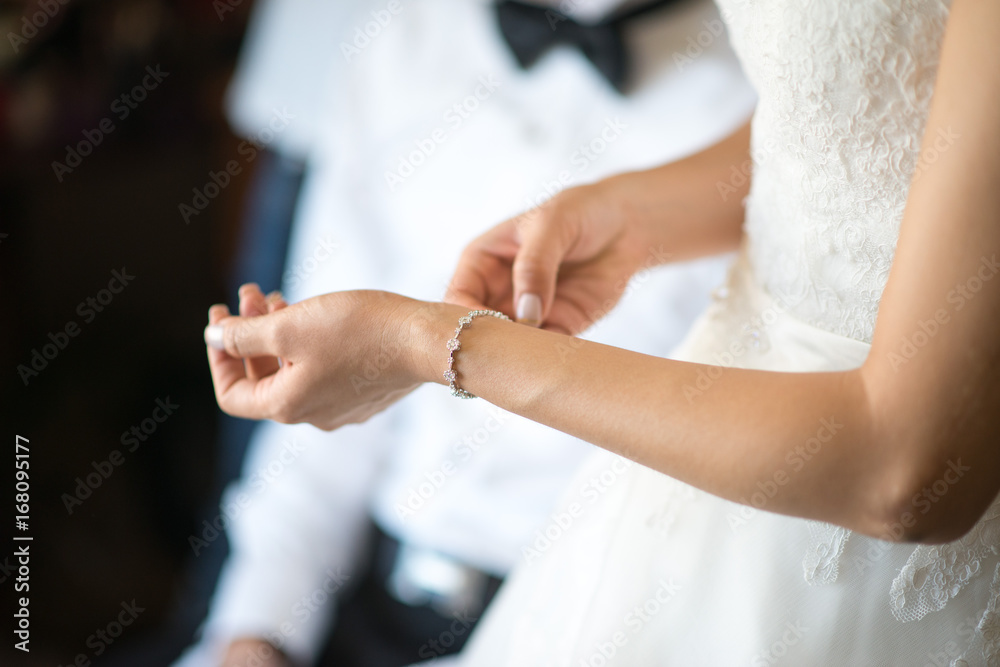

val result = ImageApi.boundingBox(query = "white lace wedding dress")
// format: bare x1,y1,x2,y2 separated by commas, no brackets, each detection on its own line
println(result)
449,0,1000,664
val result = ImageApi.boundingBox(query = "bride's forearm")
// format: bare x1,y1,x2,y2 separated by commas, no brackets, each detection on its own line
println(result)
407,301,902,542
613,118,752,262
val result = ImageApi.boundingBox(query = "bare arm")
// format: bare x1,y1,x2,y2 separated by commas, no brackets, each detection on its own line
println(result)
206,0,1000,545
603,117,753,263
413,0,1000,543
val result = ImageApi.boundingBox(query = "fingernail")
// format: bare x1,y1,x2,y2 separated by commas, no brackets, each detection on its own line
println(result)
516,293,542,327
204,324,225,350
266,290,282,302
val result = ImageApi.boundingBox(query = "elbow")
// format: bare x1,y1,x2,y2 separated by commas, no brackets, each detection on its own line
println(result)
864,455,980,545
851,359,1000,544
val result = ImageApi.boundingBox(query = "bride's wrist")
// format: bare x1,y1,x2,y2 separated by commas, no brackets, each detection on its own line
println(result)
403,299,470,387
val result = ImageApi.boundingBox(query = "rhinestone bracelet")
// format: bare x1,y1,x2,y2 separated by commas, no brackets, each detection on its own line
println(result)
444,309,511,399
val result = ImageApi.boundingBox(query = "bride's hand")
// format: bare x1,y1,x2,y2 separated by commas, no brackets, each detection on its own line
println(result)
204,287,426,430
233,283,290,380
447,178,653,335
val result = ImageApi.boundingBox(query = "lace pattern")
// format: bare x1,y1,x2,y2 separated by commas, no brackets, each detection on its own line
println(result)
891,499,1000,624
953,563,1000,667
717,0,951,343
802,522,851,586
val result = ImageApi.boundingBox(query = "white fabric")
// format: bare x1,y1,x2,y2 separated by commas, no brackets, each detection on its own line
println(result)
451,1,1000,665
733,0,951,344
528,0,651,24
177,0,756,664
224,0,354,159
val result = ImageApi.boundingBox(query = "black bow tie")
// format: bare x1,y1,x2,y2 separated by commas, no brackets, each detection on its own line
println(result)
495,0,681,93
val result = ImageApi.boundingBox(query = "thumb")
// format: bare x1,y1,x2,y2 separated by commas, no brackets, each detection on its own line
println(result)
205,312,282,359
511,211,572,327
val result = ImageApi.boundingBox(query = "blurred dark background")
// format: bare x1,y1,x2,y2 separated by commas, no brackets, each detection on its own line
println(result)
2,0,257,664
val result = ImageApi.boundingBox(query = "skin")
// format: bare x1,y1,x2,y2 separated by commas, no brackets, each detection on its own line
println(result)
205,0,1000,547
220,638,293,667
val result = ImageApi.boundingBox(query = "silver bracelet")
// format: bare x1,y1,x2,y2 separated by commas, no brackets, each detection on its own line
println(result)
443,309,511,399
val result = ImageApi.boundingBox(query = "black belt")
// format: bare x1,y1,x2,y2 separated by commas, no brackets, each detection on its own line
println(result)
371,523,504,619
316,524,504,666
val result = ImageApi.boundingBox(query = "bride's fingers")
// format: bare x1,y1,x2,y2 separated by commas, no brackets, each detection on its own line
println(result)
205,306,289,421
512,213,570,327
204,303,288,360
206,304,250,406
543,299,594,336
239,285,280,379
212,360,284,421
265,291,288,368
447,249,493,309
266,291,288,312
447,250,516,313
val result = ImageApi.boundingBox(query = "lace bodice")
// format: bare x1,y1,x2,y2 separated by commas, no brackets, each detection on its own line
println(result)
718,0,950,342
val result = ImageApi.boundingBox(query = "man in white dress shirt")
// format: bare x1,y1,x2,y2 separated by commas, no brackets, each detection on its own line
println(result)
176,0,755,665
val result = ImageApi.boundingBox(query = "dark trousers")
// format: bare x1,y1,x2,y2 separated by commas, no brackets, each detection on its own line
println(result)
317,525,503,667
